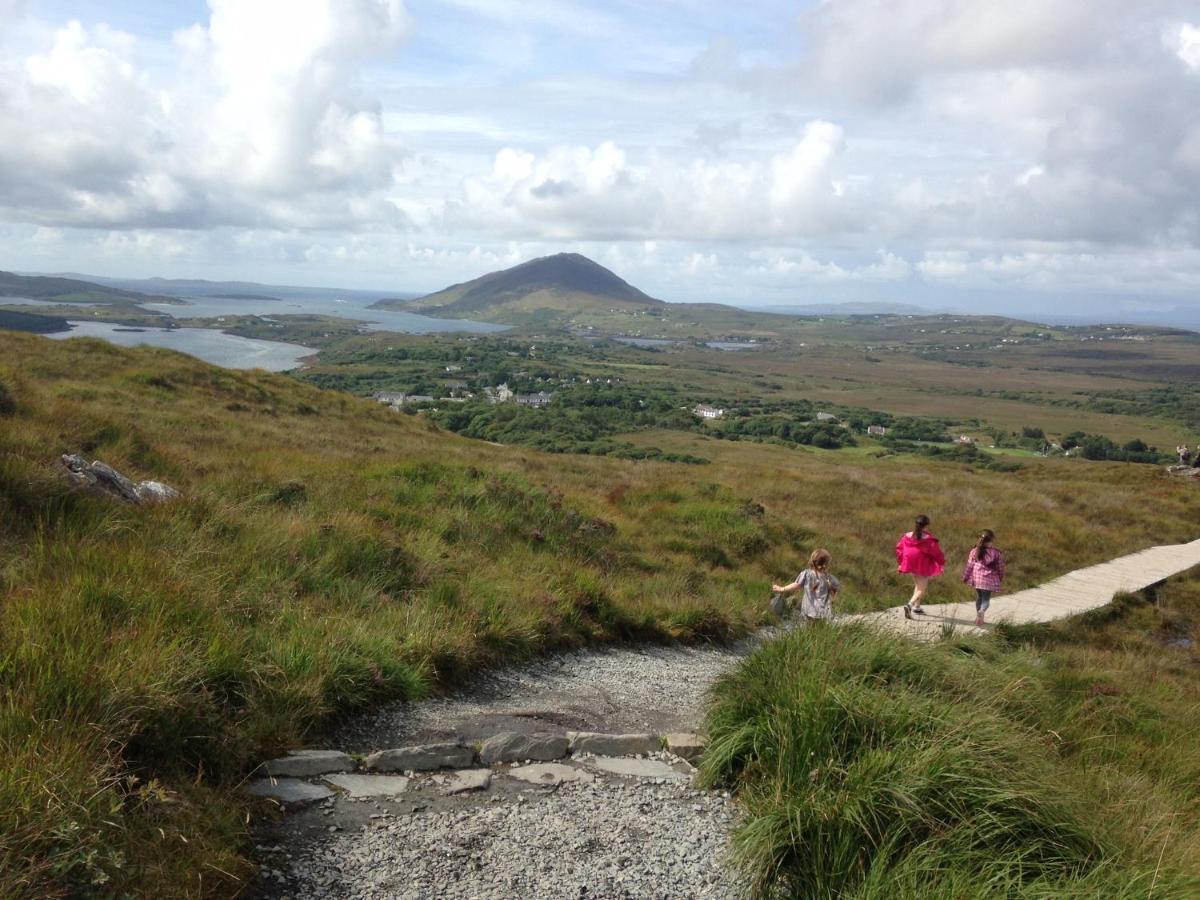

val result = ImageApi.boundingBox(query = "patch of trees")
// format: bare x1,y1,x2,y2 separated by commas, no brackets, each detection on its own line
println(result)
883,440,1023,472
1061,432,1170,464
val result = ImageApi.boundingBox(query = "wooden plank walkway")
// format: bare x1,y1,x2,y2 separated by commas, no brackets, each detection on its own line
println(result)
856,537,1200,641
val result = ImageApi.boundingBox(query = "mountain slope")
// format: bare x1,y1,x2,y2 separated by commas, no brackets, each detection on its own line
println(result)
372,253,661,323
0,270,178,305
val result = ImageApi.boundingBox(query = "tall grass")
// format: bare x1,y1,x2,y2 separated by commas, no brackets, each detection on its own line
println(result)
1,331,1198,896
701,585,1200,898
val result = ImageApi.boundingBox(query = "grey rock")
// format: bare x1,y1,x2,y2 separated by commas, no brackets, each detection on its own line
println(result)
60,453,180,504
479,731,569,765
568,731,659,757
363,743,474,772
586,756,689,780
244,778,334,804
444,769,492,795
264,749,355,778
664,732,708,763
137,480,180,502
324,774,410,797
506,763,595,786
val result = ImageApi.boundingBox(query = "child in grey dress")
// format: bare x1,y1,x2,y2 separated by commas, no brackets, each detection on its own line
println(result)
772,548,841,622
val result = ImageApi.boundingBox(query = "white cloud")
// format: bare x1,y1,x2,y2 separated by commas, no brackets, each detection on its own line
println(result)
0,1,410,229
1174,22,1200,70
453,121,859,241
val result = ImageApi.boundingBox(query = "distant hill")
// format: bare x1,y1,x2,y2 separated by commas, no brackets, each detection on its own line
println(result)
47,273,418,304
0,270,176,305
372,253,661,324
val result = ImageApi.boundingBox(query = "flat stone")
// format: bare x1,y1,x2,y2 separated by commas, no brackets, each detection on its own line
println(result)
363,743,474,772
323,774,410,797
585,756,689,780
507,763,595,786
567,732,659,757
478,732,569,765
244,778,334,804
263,749,356,778
663,733,708,763
444,769,492,795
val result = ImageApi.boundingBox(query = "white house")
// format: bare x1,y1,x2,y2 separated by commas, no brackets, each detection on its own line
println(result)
867,424,888,436
486,383,515,404
515,392,554,408
693,404,725,419
816,412,838,422
955,434,976,444
372,391,407,407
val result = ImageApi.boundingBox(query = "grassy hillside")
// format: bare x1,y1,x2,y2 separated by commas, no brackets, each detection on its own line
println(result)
1,329,1197,896
0,270,179,305
702,576,1200,897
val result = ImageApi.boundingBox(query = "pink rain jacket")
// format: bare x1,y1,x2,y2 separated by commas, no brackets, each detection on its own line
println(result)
896,532,945,577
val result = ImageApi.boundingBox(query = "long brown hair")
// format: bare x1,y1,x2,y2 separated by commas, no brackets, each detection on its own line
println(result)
974,529,995,562
913,514,930,540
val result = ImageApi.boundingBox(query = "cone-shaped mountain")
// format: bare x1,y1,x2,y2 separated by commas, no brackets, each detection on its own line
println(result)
371,253,660,323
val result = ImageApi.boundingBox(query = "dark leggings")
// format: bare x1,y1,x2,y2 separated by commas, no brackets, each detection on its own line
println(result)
975,589,992,612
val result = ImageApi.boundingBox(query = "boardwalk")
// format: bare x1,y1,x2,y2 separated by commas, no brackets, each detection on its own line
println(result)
859,537,1200,641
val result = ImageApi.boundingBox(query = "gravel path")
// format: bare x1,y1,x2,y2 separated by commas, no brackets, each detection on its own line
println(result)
259,635,779,899
271,777,738,899
336,639,762,751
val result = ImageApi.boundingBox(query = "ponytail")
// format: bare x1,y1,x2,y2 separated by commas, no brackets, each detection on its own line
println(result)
974,529,995,563
913,514,930,541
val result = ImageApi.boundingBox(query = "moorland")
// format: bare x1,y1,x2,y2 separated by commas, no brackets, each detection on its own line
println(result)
2,254,1200,896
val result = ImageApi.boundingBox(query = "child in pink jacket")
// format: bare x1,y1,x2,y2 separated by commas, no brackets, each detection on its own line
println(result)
896,514,945,619
962,529,1004,626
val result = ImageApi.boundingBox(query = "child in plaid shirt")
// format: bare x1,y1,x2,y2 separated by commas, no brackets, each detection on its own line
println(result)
962,529,1004,626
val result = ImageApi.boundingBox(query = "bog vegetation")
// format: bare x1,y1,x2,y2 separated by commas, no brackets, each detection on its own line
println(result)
0,330,1198,896
702,578,1200,898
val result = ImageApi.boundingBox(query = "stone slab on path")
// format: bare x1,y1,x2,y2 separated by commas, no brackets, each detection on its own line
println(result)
444,769,493,795
479,731,569,765
323,774,410,797
364,743,474,772
264,749,355,778
567,731,659,756
507,763,595,786
245,778,335,804
586,756,690,781
664,733,708,763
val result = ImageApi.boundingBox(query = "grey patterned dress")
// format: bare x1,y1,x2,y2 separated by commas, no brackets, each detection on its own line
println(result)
796,569,840,619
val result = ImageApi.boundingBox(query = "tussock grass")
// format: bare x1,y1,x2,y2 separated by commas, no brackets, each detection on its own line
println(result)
702,578,1200,898
1,331,1197,896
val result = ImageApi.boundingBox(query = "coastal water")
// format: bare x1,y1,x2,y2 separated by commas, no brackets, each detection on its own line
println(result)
143,294,505,335
46,321,313,371
5,293,505,371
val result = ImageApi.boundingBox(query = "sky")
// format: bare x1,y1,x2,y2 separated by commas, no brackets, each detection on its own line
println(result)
1,0,1200,320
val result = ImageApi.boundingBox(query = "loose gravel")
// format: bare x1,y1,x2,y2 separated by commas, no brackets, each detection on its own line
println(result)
273,777,738,899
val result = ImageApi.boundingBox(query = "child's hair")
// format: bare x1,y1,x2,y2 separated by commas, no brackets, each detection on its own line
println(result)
913,514,930,540
974,529,995,561
808,548,832,572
